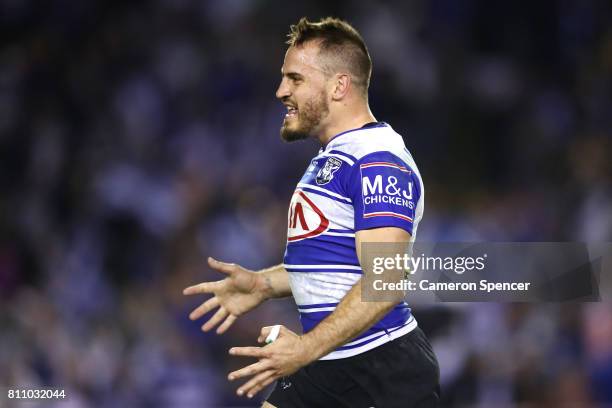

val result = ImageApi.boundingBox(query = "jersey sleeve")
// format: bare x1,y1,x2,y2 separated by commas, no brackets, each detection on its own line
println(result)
346,151,422,235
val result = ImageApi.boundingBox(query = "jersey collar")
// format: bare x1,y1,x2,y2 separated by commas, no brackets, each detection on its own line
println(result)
324,122,388,151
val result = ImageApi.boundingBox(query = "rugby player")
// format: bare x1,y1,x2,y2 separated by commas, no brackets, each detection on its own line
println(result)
184,17,440,407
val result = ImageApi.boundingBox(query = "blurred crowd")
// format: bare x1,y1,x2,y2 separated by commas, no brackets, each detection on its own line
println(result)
0,0,611,406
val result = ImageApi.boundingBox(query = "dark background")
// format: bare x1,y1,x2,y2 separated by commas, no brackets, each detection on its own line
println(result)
1,0,611,406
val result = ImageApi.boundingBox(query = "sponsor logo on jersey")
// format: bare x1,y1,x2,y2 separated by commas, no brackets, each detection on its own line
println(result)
287,190,329,241
315,157,342,185
360,162,416,222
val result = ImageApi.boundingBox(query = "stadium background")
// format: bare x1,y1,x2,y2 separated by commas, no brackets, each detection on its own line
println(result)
1,0,611,406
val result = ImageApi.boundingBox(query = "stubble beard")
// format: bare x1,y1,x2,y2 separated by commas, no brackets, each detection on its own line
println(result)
280,92,329,142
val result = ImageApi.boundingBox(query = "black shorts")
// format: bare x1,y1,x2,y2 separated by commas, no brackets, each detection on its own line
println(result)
266,327,440,408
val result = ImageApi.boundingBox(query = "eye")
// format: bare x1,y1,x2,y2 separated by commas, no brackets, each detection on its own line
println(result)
286,73,303,84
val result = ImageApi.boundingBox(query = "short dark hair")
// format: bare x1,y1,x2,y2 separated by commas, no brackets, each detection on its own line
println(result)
286,17,372,96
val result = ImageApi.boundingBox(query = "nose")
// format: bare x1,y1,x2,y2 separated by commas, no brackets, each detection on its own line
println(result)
276,77,290,100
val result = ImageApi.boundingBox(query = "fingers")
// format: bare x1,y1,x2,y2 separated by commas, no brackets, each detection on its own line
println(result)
183,281,221,296
228,360,271,381
258,325,286,343
202,306,228,332
235,369,277,398
216,314,237,334
189,297,220,320
190,299,237,334
208,257,241,276
182,257,240,295
243,374,277,399
257,326,273,343
229,346,265,358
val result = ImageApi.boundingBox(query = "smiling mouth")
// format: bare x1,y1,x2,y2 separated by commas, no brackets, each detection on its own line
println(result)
285,106,298,119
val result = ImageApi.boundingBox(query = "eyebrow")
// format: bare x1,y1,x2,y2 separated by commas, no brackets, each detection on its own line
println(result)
282,71,304,81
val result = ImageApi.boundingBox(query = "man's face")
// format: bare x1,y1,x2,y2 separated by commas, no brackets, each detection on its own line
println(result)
276,42,330,142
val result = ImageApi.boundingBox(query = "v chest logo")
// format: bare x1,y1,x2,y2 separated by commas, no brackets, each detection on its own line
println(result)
287,190,329,242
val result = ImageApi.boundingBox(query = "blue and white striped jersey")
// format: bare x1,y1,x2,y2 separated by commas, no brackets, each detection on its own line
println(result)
283,122,425,359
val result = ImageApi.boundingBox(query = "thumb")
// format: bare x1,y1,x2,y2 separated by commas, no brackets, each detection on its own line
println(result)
208,257,239,276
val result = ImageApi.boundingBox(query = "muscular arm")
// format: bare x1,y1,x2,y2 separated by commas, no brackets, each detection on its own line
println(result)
301,227,409,359
256,264,292,300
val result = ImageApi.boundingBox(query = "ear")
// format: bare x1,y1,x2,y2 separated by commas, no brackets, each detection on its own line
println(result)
330,73,351,101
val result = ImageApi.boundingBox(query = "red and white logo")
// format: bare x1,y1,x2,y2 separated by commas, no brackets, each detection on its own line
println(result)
287,190,329,242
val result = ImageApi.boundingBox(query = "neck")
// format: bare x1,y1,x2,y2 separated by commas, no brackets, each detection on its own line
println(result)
317,104,376,146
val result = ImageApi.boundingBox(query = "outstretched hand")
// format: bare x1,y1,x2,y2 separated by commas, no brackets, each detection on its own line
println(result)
227,325,316,399
183,257,267,334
